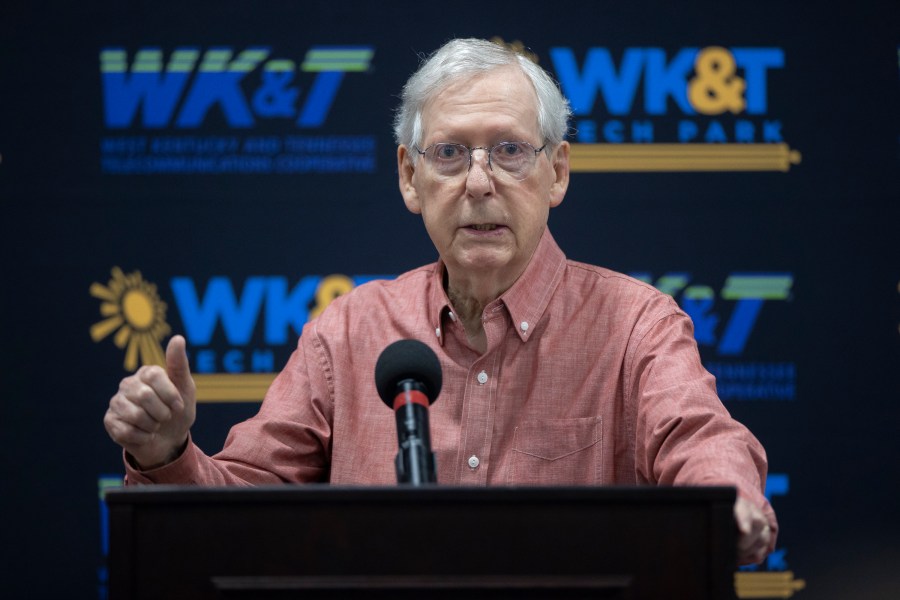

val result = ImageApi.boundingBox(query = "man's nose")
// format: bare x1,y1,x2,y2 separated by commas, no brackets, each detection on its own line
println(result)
470,147,490,171
466,148,494,196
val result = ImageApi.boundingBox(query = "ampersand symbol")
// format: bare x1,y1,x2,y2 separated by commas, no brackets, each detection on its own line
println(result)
252,69,299,117
309,275,355,319
688,47,746,115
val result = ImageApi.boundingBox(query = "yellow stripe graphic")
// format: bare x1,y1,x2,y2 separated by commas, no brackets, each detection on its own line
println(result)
194,373,276,403
735,571,807,598
570,143,802,172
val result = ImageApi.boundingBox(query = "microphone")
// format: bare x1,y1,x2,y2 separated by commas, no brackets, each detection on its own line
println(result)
374,339,443,485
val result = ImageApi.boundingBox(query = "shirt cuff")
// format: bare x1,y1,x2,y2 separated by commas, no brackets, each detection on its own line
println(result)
123,434,199,485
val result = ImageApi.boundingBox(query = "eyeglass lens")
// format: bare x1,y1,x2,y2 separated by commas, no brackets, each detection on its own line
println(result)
421,142,541,180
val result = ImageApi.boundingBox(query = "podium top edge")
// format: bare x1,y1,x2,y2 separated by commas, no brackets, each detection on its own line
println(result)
105,484,736,506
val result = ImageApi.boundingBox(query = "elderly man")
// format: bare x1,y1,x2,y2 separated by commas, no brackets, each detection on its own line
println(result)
104,38,776,565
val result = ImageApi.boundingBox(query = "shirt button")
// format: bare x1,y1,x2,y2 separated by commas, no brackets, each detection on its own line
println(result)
468,455,480,469
476,370,488,385
520,321,529,332
448,311,457,322
435,327,441,337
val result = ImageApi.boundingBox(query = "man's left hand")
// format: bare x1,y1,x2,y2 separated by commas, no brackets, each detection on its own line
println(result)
734,496,774,565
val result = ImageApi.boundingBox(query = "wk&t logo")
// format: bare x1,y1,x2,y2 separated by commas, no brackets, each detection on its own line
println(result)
548,45,801,172
99,46,377,174
101,46,373,129
91,268,796,403
635,272,797,401
90,269,378,402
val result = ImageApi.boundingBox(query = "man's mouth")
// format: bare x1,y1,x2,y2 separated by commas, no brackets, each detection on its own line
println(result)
469,224,499,231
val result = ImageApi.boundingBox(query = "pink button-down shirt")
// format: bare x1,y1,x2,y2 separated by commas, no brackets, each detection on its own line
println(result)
128,229,776,535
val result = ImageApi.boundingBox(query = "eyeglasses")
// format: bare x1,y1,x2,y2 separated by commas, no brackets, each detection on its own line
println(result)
414,141,547,181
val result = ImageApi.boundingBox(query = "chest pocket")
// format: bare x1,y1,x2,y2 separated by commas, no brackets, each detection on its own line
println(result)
509,416,602,485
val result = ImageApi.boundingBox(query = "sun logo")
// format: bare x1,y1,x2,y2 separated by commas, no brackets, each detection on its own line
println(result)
90,267,171,371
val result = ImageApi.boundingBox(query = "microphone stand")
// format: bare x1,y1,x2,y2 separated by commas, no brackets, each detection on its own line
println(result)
393,379,437,485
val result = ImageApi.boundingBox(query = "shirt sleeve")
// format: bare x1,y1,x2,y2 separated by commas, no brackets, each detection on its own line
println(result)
627,303,779,550
124,322,334,486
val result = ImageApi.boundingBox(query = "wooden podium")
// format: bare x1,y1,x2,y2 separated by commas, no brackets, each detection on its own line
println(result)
106,485,736,599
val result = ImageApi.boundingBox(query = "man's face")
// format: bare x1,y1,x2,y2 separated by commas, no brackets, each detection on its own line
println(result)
398,66,569,293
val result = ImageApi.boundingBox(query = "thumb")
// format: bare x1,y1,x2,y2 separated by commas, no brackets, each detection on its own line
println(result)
166,335,195,402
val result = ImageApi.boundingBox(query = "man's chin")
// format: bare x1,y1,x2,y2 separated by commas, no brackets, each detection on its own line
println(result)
447,250,525,283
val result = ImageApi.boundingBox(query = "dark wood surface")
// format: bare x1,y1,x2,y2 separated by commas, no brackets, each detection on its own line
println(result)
107,485,737,599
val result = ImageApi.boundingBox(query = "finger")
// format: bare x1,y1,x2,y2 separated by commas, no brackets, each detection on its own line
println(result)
737,517,765,550
755,526,772,562
758,523,773,551
738,522,772,564
127,381,175,424
108,392,165,434
734,497,772,564
735,511,750,535
747,534,770,564
104,409,155,447
136,364,184,412
739,524,767,551
131,368,181,419
733,497,754,534
166,335,196,405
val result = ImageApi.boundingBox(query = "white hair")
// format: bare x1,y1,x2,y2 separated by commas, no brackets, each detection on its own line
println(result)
393,38,572,152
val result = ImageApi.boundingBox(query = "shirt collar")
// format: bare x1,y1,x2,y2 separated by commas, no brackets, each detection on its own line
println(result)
427,227,567,345
497,228,567,341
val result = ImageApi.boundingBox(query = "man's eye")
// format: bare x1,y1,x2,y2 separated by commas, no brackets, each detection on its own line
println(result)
498,143,524,156
436,145,462,159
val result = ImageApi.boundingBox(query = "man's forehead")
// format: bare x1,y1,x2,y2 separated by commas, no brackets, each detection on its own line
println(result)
420,67,541,138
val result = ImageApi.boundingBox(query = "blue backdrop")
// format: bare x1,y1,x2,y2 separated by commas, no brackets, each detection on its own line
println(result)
1,1,898,597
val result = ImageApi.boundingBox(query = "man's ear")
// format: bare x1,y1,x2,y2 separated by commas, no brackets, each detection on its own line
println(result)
548,141,570,208
397,145,422,214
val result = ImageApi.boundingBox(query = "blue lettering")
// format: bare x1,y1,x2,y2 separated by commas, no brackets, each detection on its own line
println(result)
196,349,216,373
223,349,244,373
297,72,344,127
735,120,755,142
718,299,764,355
576,119,597,142
766,473,789,498
762,475,790,570
681,297,719,346
732,48,784,114
602,120,624,143
643,48,696,115
548,46,783,119
763,120,783,142
678,120,698,142
101,48,195,128
704,120,728,143
550,47,644,116
632,120,654,143
264,276,320,343
635,273,793,358
766,549,788,571
171,276,267,345
252,67,299,118
251,349,275,372
176,48,270,128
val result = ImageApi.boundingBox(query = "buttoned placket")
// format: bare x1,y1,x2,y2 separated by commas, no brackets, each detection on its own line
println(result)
456,304,510,485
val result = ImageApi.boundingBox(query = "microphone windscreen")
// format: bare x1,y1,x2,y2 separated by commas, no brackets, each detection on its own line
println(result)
374,339,443,406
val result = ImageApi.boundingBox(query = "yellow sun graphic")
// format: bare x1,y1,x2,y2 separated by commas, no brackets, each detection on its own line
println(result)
90,267,171,371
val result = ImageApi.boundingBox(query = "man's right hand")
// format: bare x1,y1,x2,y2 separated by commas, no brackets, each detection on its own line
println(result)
103,335,197,470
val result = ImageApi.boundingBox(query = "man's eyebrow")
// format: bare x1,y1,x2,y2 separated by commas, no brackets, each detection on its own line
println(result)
432,130,534,143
